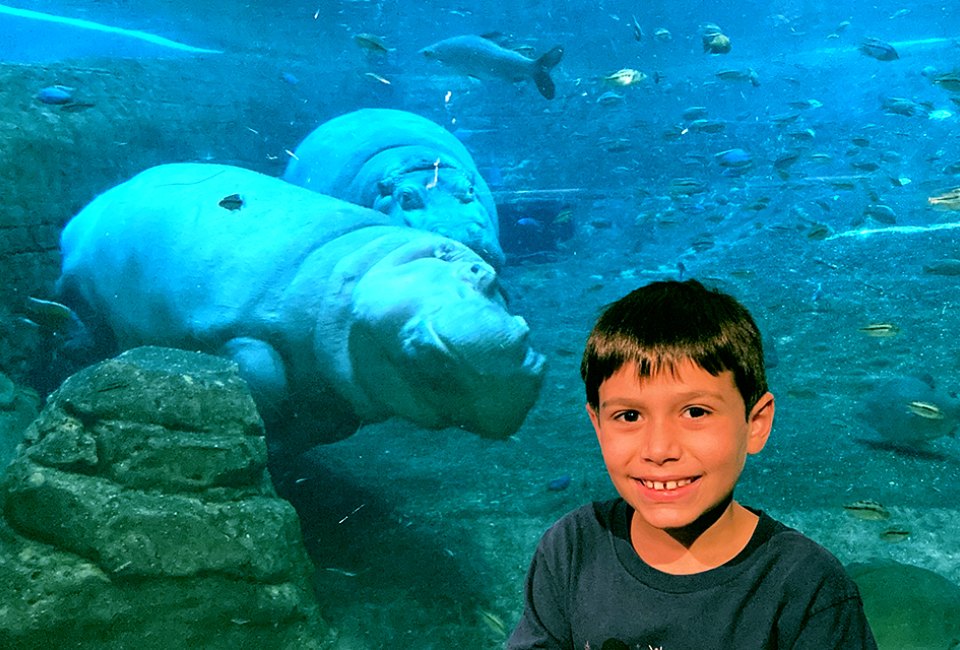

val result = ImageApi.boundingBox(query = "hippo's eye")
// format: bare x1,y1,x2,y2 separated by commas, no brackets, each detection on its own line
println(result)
399,187,424,210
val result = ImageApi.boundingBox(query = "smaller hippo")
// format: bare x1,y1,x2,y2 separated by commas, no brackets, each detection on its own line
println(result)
283,108,505,269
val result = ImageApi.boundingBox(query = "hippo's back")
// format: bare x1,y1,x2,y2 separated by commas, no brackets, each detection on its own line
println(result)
282,108,482,196
59,163,390,347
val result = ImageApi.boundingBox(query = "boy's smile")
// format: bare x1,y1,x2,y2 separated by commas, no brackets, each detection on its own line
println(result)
587,359,774,560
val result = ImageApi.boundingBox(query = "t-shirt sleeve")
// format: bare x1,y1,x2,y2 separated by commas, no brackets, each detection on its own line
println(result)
506,542,571,650
792,596,879,650
781,549,879,650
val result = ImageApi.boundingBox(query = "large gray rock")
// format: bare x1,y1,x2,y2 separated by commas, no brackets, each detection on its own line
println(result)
0,346,329,649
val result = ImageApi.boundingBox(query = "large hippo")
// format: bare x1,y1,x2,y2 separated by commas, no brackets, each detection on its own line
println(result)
282,108,506,269
58,163,544,459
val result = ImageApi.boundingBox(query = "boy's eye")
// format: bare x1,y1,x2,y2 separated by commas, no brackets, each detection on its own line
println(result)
684,406,710,419
614,409,641,422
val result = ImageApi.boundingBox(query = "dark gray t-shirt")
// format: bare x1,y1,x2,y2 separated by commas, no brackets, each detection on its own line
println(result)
508,499,878,650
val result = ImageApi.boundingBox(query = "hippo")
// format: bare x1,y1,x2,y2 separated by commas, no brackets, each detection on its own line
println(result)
282,108,505,269
57,163,545,460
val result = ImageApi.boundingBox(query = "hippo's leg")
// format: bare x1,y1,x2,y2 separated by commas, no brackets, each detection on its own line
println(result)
219,337,289,420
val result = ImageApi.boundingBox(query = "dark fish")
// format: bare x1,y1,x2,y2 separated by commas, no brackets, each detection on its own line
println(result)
59,101,96,112
218,193,243,211
682,106,709,121
931,71,960,92
23,297,75,333
923,259,960,276
863,204,896,223
547,474,571,491
773,151,801,170
353,33,391,53
420,34,564,99
716,68,759,86
882,97,927,117
859,37,899,61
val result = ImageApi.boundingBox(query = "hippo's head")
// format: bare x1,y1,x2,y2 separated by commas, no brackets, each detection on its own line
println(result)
343,235,544,438
373,163,506,270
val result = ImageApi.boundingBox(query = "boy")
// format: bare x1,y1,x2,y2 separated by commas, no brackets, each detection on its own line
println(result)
507,279,876,649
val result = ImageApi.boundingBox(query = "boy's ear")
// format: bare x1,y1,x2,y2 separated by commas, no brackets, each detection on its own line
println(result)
747,392,775,454
585,403,602,438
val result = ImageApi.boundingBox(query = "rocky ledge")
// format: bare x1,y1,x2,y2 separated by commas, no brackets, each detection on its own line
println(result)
0,346,329,649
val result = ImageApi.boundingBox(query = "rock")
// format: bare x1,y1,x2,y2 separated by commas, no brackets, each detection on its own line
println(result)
0,346,329,649
0,371,40,473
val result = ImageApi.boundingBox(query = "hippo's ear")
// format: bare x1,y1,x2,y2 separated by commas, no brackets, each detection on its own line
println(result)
397,183,426,210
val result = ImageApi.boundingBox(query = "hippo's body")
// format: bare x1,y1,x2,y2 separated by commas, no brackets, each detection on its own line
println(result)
58,163,544,458
282,108,505,269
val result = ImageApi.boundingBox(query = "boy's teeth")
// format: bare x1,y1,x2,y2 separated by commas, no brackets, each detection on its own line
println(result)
643,478,694,491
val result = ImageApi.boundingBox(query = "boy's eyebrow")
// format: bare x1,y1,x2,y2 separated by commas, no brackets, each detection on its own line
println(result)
600,390,728,409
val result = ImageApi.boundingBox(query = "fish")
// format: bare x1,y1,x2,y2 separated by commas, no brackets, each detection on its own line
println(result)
353,32,391,53
843,499,891,521
701,24,731,54
859,37,899,61
859,323,899,337
477,608,507,637
653,28,672,42
714,148,753,168
703,32,731,54
928,188,960,210
716,68,759,86
218,193,243,211
420,35,564,99
906,401,945,420
882,97,929,117
603,68,646,87
931,71,960,92
629,15,643,41
596,91,625,106
879,529,910,543
668,178,709,197
863,204,896,224
23,297,75,333
36,85,74,105
773,151,801,170
687,119,726,134
682,106,709,121
787,99,823,110
923,259,960,276
547,474,571,491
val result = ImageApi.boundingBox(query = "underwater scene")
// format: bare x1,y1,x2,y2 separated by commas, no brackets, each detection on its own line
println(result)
1,0,960,647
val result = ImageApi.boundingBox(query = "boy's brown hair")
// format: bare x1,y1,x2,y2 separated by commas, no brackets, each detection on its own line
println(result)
580,279,768,416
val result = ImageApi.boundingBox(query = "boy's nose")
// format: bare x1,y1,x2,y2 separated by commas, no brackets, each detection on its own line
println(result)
641,418,681,464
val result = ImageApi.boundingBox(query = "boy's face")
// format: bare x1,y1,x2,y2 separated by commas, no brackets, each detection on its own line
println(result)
587,359,774,533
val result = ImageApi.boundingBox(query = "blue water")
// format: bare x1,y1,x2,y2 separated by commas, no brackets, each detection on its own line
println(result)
2,0,960,647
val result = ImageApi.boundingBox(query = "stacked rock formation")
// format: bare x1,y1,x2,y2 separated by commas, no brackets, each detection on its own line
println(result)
0,346,329,649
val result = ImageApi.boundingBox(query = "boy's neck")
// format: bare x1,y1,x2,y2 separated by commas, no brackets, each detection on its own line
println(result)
630,500,759,575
